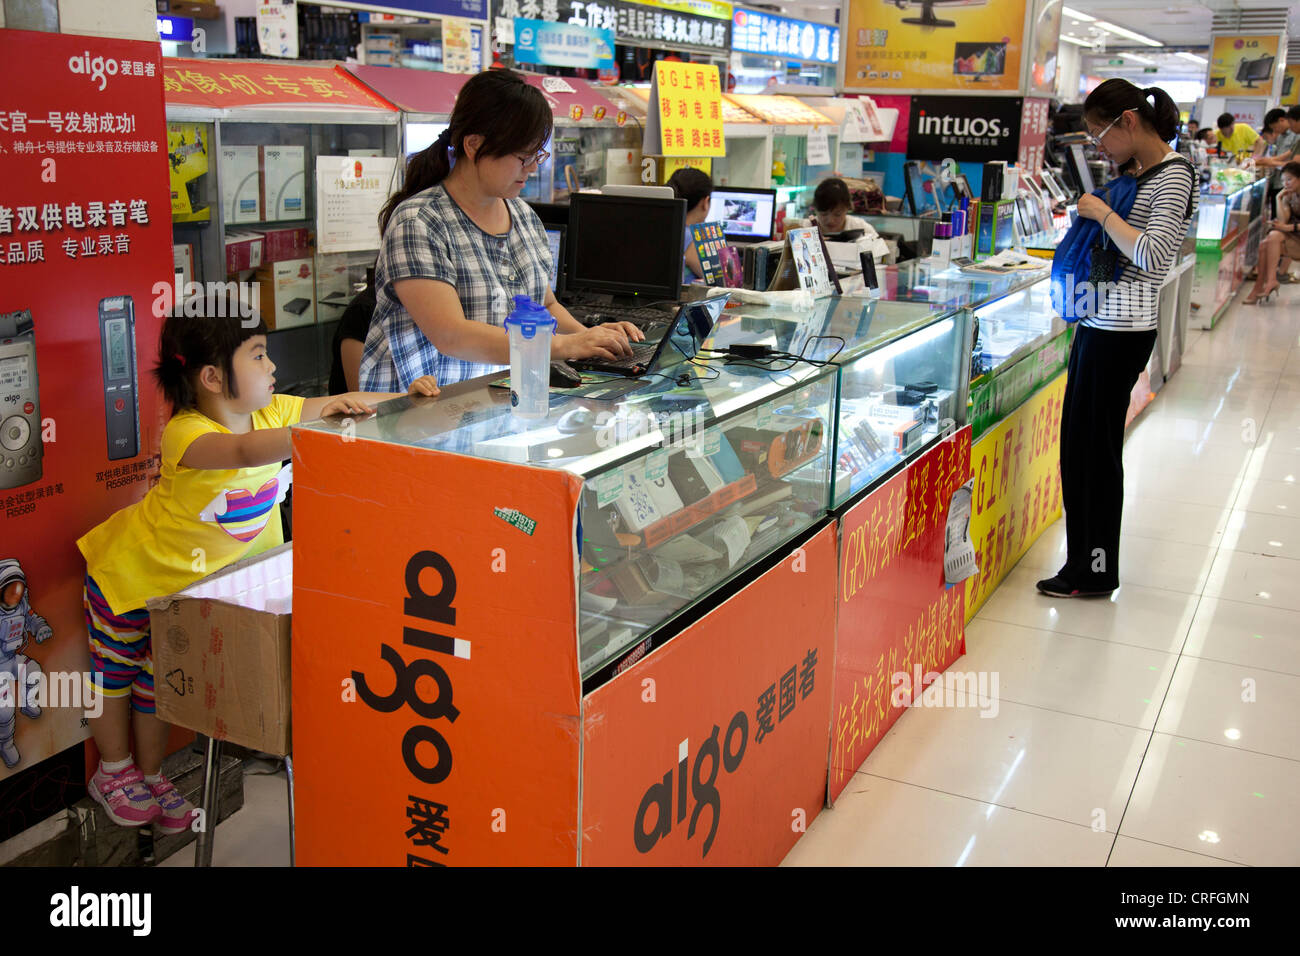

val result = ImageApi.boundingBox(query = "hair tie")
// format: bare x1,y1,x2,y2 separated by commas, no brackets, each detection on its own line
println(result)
174,353,186,368
435,128,452,149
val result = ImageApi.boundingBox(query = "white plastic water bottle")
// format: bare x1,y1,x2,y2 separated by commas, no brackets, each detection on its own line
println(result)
504,295,557,419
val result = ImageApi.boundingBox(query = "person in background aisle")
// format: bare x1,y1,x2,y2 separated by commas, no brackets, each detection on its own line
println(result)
1244,162,1300,304
811,177,869,238
1037,79,1197,599
1255,109,1298,212
360,69,640,391
667,166,713,284
1215,112,1258,160
77,298,438,830
329,271,376,394
1185,118,1200,142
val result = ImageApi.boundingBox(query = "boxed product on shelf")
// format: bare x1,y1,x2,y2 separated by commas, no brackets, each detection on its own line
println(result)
260,145,306,220
314,253,358,315
224,231,265,274
256,256,317,329
167,122,210,222
256,225,311,263
220,145,262,223
147,543,293,756
173,243,194,289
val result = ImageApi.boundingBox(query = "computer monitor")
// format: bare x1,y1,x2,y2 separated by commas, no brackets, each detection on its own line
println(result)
566,193,686,301
601,185,676,199
544,226,565,293
527,201,569,229
1235,53,1274,89
706,188,778,242
1067,144,1094,196
902,161,934,216
954,41,1006,80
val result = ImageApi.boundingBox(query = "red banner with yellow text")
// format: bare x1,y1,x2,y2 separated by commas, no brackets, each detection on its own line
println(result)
162,59,397,112
829,427,971,804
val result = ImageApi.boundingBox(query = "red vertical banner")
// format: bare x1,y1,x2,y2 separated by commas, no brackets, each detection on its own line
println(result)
1018,97,1050,182
829,427,972,804
0,30,172,780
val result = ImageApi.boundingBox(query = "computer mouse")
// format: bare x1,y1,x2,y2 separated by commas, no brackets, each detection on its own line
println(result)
557,406,597,434
550,361,583,388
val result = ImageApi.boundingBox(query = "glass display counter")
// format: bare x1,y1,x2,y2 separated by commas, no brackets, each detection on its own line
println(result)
1190,177,1268,329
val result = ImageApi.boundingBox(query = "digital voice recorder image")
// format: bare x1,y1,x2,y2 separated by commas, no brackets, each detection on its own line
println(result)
0,310,43,490
99,296,140,461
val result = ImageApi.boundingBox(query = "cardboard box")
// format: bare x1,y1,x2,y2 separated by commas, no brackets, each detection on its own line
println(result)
220,145,262,223
224,231,264,274
255,225,311,263
260,145,306,221
148,544,293,756
256,256,316,329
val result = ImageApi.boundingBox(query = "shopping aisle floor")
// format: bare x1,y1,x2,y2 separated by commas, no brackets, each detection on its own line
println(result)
785,283,1300,867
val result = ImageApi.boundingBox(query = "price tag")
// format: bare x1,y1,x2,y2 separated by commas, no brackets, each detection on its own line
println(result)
773,125,788,137
807,125,831,166
645,448,669,482
702,428,722,456
755,403,774,429
593,468,625,508
543,76,576,94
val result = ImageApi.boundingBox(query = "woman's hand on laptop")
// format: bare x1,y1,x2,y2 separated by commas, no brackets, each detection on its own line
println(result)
554,324,636,362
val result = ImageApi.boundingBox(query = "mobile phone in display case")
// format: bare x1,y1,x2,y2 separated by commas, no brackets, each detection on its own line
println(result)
99,296,139,461
0,309,43,490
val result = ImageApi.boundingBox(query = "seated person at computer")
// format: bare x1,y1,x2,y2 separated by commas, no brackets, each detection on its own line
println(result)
667,167,713,283
359,70,642,391
1215,112,1258,160
810,178,869,239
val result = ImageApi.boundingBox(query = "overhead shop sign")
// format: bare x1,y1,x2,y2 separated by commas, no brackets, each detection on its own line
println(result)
514,17,616,69
346,0,489,19
731,8,839,65
496,0,731,51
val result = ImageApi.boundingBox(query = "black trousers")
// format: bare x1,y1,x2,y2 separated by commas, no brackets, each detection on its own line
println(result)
1058,324,1157,590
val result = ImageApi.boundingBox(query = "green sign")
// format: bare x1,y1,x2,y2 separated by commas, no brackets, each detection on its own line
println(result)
1143,67,1158,73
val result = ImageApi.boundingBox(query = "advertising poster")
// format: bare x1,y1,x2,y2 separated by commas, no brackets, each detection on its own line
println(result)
1018,96,1050,179
1208,35,1280,96
842,0,1030,93
256,0,300,59
1284,63,1300,101
1026,0,1062,95
964,372,1065,621
292,429,585,865
442,17,475,74
829,427,972,804
0,30,173,782
582,524,837,865
643,61,727,158
907,95,1021,163
512,18,616,71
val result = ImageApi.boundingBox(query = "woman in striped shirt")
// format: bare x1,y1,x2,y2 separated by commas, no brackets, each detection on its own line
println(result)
1037,79,1197,598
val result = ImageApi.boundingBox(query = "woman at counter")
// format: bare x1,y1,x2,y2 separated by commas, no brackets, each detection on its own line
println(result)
1038,79,1198,599
359,69,642,391
1245,161,1300,304
667,166,713,284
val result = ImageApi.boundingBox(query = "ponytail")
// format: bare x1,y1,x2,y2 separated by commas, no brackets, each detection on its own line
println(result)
1084,78,1180,143
377,70,553,235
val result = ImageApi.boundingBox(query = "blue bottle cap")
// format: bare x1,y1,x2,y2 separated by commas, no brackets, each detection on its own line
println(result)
504,295,557,339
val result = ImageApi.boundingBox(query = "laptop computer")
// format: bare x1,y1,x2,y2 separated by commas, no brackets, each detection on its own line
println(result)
569,294,729,378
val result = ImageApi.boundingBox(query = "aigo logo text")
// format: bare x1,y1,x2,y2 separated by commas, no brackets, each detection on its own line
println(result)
67,52,129,92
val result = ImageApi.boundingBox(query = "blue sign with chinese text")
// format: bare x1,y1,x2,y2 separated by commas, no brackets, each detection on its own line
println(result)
357,0,489,21
513,18,616,70
731,7,838,65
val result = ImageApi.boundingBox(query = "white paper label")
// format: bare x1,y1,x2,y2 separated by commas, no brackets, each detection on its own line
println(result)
593,468,624,508
807,125,831,166
755,403,774,429
543,76,577,94
495,16,516,45
712,514,752,568
645,448,669,482
702,428,722,457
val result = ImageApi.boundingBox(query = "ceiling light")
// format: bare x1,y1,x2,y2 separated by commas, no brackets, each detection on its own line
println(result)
1096,21,1164,47
1176,51,1208,65
1061,35,1098,47
1062,5,1096,21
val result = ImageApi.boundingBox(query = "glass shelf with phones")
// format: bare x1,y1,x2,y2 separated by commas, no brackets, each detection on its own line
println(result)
296,331,837,680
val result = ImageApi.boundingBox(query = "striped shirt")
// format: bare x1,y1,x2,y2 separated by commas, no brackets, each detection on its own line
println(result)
1084,154,1197,333
359,185,552,391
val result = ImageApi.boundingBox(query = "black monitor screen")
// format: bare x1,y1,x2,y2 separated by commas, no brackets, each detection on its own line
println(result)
1068,144,1094,195
567,194,686,300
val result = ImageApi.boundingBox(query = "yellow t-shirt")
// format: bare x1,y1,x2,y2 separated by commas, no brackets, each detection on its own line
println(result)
1216,124,1259,156
77,394,305,615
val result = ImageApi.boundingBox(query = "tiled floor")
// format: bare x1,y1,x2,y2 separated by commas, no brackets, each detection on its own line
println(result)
785,279,1300,867
182,280,1300,868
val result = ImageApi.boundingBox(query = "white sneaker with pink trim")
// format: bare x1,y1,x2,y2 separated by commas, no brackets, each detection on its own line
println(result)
147,774,199,832
89,763,163,827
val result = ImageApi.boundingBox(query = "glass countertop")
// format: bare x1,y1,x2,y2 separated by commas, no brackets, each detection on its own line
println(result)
876,259,1050,311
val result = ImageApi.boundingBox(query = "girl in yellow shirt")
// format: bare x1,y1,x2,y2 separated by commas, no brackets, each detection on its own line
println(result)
77,304,437,829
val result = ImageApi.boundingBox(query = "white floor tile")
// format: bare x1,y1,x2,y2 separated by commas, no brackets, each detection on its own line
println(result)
1233,476,1300,517
858,699,1149,831
1120,496,1231,548
1203,549,1300,611
1107,835,1245,867
1119,733,1300,866
1219,508,1300,559
975,565,1200,655
1123,467,1243,509
1018,530,1216,595
1154,656,1300,761
962,619,1177,729
783,774,1110,867
1245,447,1300,484
1182,597,1300,676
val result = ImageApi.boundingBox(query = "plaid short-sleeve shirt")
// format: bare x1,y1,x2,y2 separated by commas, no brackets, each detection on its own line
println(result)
359,185,552,391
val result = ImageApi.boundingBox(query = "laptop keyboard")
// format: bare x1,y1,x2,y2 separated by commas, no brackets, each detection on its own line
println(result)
568,304,674,327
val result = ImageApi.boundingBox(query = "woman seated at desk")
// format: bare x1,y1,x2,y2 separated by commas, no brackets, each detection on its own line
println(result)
359,70,642,391
811,178,870,240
